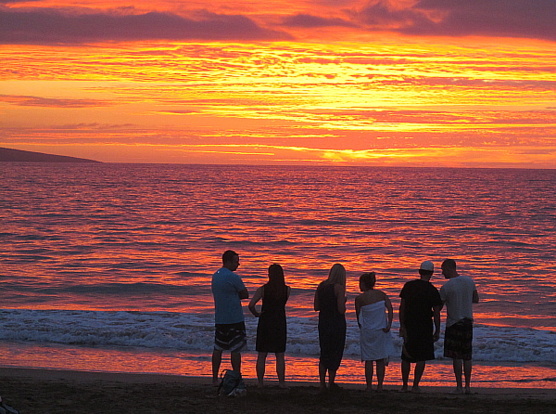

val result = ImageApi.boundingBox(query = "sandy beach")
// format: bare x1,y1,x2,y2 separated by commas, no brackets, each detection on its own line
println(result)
1,367,554,414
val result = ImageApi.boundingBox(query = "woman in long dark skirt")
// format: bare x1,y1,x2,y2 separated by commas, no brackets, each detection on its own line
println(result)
314,263,347,393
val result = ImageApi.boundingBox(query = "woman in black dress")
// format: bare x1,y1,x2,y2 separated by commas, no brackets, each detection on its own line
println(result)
314,263,347,392
249,264,290,388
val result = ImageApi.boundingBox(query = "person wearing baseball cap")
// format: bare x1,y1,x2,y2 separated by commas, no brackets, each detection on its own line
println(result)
398,260,443,392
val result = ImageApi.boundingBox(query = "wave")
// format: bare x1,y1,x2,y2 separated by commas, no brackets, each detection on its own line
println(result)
4,281,205,297
0,309,554,365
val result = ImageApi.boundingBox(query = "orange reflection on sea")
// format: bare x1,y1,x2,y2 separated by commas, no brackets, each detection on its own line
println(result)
1,342,554,389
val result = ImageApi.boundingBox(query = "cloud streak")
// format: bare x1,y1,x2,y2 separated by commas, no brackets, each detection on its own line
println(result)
282,13,356,28
359,0,556,41
0,8,292,44
0,94,111,108
2,1,556,44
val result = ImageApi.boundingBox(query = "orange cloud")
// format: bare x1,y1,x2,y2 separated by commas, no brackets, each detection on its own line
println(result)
1,2,555,168
0,94,110,107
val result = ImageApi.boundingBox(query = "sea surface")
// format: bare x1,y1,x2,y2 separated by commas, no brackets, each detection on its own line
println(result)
1,163,555,388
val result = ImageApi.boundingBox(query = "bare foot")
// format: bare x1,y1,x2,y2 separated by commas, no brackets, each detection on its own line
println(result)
329,383,343,393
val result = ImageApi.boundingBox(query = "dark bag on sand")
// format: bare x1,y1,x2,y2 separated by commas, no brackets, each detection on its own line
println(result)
217,369,247,397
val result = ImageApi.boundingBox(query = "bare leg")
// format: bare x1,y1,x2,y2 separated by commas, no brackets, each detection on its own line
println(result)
401,360,410,391
365,360,374,391
412,361,426,392
319,362,327,392
212,349,222,385
276,352,287,387
463,359,472,394
328,368,337,388
376,359,386,392
231,351,242,374
452,359,464,393
256,352,268,387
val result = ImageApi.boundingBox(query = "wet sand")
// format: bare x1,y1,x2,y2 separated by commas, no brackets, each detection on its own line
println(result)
1,367,554,413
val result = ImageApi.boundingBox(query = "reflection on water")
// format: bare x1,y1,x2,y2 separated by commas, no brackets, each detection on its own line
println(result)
1,164,555,384
1,341,554,389
2,164,555,329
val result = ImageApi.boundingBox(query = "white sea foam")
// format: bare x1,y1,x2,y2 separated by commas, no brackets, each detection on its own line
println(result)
1,309,554,364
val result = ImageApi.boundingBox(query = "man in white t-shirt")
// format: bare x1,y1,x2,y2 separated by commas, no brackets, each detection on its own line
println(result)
440,259,479,394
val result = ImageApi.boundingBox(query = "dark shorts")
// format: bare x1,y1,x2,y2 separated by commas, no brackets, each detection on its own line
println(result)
444,318,473,361
401,322,435,362
214,322,247,352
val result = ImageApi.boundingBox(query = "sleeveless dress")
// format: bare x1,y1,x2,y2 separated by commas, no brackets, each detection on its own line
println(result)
256,284,288,353
317,282,346,371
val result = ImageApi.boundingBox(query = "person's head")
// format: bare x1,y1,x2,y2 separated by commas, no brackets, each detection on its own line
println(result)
327,263,346,286
441,258,457,279
359,272,376,292
268,263,285,286
419,260,434,280
222,250,240,271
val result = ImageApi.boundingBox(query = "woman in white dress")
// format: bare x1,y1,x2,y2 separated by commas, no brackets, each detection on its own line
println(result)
355,272,394,392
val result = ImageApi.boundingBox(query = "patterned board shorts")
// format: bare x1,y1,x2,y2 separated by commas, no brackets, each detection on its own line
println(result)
444,318,473,361
214,322,247,352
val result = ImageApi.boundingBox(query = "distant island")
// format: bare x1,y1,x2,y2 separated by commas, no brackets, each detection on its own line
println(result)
0,147,101,163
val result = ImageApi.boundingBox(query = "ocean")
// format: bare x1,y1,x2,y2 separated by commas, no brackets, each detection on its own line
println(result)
1,163,555,388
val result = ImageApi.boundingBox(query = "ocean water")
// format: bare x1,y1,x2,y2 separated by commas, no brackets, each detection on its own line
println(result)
1,163,555,388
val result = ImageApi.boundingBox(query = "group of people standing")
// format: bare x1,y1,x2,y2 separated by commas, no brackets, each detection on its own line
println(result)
211,250,479,394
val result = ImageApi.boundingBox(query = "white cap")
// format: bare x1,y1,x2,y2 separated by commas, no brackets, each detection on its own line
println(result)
420,260,434,272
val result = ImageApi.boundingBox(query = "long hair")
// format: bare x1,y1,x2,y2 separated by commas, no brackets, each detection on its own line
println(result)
265,263,287,299
268,263,285,286
326,263,346,286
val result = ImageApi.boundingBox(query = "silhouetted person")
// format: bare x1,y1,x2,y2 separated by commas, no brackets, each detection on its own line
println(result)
399,260,442,392
440,259,479,394
356,272,395,392
211,250,249,385
249,263,290,388
314,263,347,393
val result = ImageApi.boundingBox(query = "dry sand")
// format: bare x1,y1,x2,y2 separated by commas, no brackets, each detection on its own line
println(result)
1,367,554,413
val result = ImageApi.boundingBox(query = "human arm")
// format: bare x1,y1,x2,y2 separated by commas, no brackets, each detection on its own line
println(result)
335,283,347,314
432,304,442,342
232,273,249,300
248,286,263,317
238,288,249,300
314,286,320,311
355,295,361,328
383,293,393,333
472,289,479,303
398,298,406,338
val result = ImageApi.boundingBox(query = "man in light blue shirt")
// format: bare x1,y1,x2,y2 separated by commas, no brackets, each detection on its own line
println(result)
211,250,249,384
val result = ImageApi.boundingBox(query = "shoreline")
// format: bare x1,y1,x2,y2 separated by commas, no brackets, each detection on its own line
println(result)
1,367,554,414
1,366,554,395
2,341,555,390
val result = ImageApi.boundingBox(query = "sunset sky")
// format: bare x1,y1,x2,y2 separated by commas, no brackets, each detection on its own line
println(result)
1,0,555,167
